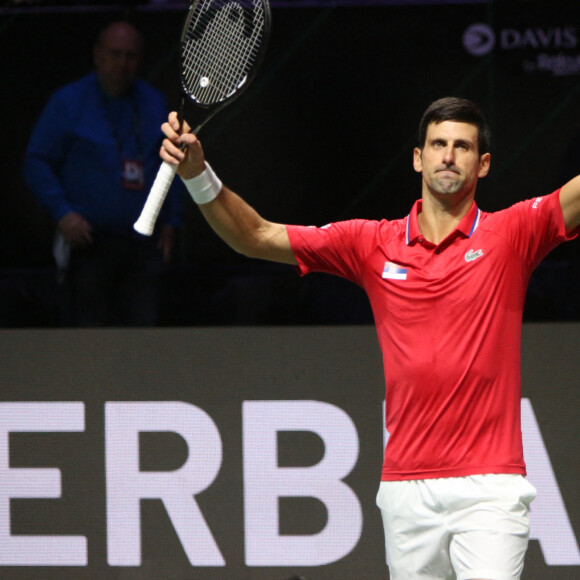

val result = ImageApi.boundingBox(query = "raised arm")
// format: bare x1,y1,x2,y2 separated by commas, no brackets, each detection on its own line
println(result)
160,112,296,265
559,175,580,234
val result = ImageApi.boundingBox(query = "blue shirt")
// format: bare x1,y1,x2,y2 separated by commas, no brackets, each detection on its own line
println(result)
24,72,181,234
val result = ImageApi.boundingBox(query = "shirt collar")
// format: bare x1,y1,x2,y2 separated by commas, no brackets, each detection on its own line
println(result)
406,199,481,245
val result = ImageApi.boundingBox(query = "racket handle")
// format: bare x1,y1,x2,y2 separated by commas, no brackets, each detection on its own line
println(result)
134,161,178,236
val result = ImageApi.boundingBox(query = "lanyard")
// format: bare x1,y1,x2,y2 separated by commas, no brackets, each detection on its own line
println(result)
97,79,144,161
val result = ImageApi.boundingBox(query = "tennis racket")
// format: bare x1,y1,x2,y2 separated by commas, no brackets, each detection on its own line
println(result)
134,0,271,236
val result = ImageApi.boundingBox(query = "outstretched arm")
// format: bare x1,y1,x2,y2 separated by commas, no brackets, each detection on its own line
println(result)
161,112,296,265
560,175,580,234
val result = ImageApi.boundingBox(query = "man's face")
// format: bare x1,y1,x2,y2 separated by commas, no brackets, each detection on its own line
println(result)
94,23,142,97
413,121,490,199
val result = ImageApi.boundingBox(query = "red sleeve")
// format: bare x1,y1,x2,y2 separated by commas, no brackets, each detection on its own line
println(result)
286,219,386,285
492,189,578,271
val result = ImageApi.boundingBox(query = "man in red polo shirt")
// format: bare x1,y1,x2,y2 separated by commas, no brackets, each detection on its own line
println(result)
158,97,580,579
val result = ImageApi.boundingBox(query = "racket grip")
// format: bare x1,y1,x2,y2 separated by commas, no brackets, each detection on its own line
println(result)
134,161,178,236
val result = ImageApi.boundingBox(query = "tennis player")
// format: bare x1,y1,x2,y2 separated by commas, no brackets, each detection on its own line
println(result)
160,97,580,579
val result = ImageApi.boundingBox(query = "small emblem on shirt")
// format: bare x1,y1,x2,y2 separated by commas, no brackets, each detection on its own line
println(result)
382,261,408,280
532,197,543,209
464,249,484,262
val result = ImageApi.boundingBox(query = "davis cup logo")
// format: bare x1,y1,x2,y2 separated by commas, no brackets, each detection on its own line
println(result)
463,23,496,57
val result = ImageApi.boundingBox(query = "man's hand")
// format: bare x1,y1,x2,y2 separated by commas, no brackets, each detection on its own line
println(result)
160,112,206,179
58,211,93,245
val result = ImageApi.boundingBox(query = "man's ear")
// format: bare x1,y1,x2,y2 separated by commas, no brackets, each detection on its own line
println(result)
413,147,423,174
478,152,491,178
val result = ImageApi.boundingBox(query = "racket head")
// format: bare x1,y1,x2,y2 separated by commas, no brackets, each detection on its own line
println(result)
179,0,271,114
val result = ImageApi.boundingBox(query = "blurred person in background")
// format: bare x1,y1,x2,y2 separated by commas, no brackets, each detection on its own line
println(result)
24,20,182,326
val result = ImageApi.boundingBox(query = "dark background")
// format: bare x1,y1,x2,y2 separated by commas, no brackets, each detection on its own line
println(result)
1,0,580,326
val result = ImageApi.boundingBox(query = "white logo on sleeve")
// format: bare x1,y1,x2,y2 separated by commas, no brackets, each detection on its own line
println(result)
532,197,543,209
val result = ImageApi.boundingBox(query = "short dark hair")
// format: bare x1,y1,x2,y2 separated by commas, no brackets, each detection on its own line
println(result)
418,97,491,154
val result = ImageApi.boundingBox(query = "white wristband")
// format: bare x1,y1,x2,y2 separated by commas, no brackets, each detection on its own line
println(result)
182,162,223,205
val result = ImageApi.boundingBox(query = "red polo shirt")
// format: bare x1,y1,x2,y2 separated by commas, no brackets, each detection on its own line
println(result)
287,190,576,481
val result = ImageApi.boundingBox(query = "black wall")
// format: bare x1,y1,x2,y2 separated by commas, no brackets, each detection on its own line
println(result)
2,0,580,325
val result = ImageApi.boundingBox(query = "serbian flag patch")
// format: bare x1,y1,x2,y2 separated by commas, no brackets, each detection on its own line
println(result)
382,261,408,280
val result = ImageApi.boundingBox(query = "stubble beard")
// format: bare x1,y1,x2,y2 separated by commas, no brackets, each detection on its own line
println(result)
430,173,465,196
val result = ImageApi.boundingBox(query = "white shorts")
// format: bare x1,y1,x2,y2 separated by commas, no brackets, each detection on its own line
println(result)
376,474,537,580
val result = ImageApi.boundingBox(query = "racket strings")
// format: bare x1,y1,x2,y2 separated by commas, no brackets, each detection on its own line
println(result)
188,6,263,101
182,0,266,105
188,17,247,99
